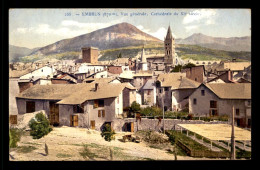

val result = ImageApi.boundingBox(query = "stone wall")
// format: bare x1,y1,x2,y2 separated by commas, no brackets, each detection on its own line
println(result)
112,118,228,132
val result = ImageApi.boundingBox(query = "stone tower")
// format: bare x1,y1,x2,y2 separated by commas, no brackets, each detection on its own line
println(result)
164,26,175,66
82,47,98,64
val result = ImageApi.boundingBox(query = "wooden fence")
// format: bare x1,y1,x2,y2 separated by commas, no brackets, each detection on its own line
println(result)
176,140,230,158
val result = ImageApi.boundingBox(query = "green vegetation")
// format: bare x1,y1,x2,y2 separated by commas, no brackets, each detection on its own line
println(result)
101,124,116,142
171,63,196,72
28,112,53,139
16,145,37,153
18,43,250,63
166,130,209,151
9,128,24,148
79,145,98,160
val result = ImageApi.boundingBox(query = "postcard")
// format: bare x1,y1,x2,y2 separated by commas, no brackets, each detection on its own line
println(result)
9,8,251,161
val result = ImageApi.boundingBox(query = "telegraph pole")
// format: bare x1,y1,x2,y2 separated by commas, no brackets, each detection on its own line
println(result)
161,93,165,134
231,105,236,160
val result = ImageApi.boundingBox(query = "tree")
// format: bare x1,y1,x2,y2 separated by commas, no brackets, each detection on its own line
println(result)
28,112,52,139
129,101,141,114
100,124,116,160
171,65,182,72
117,52,122,59
101,124,116,142
182,63,196,69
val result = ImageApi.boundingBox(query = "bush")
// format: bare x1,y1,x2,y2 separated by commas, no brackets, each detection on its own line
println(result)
101,124,116,142
9,128,23,148
129,101,141,113
187,114,193,120
28,112,52,139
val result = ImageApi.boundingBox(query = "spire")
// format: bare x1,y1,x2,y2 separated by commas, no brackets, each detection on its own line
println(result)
166,25,173,40
141,45,146,63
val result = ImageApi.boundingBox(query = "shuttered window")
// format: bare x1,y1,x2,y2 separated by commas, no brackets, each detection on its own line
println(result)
102,110,105,117
98,110,101,117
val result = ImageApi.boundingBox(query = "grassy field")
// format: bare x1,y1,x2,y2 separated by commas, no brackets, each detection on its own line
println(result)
18,43,251,63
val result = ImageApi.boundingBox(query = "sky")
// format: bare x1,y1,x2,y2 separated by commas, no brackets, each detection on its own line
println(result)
9,8,251,49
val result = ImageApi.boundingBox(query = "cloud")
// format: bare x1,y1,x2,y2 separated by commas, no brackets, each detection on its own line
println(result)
137,25,176,40
185,25,199,32
183,9,217,25
14,20,122,38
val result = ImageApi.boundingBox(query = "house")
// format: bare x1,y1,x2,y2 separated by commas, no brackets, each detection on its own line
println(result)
140,79,156,106
207,70,236,83
131,72,153,90
189,83,251,128
83,77,121,84
53,70,78,83
107,65,123,74
212,61,251,75
18,78,52,93
16,83,137,131
19,66,56,80
181,65,206,83
156,72,201,111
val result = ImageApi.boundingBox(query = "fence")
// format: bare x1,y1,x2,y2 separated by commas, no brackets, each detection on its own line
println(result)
176,140,230,158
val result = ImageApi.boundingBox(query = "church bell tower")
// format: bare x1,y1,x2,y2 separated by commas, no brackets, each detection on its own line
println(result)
164,25,175,66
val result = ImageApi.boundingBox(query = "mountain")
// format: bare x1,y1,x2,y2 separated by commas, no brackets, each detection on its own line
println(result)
31,22,163,56
9,45,41,62
175,33,251,52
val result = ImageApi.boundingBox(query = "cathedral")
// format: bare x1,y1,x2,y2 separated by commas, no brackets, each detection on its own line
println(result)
135,25,184,74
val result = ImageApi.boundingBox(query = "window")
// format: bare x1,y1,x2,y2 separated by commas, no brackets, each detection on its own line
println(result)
147,90,151,95
159,89,162,93
247,100,251,106
73,104,84,113
210,100,217,108
236,109,240,116
195,78,197,81
164,87,169,91
94,99,104,108
26,101,35,113
117,97,119,104
98,110,101,117
102,110,105,117
201,90,205,96
193,98,197,105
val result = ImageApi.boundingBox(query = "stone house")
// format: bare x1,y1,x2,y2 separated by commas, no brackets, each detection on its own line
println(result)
16,83,137,131
207,70,236,83
107,66,123,74
156,72,200,111
131,72,153,90
19,66,56,79
140,79,156,106
189,83,251,128
181,65,206,83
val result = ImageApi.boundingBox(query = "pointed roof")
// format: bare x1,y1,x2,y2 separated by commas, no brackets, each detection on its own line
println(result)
166,25,173,40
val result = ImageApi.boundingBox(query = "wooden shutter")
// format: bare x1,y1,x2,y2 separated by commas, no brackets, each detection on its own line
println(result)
98,110,101,117
102,110,105,117
10,115,17,124
131,122,134,132
73,115,78,126
91,121,95,129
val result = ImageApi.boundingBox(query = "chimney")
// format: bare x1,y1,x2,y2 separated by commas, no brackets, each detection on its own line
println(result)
95,83,99,91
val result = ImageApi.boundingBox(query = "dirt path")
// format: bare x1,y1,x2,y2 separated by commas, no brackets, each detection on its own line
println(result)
9,126,224,161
